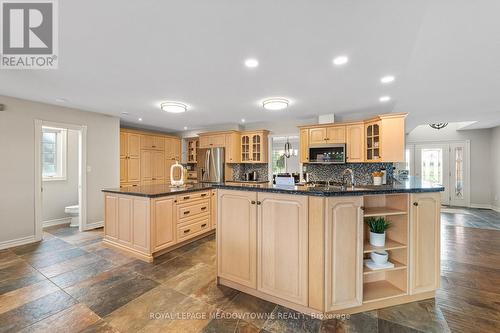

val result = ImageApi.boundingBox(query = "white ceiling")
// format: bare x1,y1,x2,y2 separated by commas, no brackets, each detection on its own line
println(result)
1,0,499,132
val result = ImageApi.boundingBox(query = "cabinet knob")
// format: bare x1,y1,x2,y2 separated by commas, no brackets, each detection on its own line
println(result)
184,211,190,215
413,202,419,206
257,201,262,205
184,229,190,234
201,207,207,210
251,201,256,205
201,223,207,228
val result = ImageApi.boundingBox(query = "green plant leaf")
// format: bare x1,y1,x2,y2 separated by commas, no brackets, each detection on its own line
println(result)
365,217,391,233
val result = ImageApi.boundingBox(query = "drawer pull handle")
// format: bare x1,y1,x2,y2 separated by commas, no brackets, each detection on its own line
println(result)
183,196,190,200
184,229,190,234
201,207,207,210
201,223,207,228
201,193,207,197
184,211,190,215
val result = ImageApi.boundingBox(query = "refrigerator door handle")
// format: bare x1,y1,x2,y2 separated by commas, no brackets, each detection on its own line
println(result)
204,149,211,181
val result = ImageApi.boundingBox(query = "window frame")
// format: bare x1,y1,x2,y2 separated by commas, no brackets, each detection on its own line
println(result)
42,127,68,181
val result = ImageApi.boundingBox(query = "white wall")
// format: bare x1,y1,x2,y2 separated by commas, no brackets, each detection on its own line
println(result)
407,123,492,206
0,95,120,244
491,126,500,210
42,129,79,222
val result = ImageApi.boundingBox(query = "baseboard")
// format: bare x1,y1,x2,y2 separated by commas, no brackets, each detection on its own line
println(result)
470,203,492,209
84,221,103,230
43,217,71,228
492,205,500,213
0,235,37,250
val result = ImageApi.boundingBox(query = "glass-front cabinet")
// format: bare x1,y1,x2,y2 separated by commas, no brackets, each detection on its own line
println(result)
240,130,268,163
365,121,381,161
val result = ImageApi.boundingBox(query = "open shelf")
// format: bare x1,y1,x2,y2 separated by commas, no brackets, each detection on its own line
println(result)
363,260,406,275
363,239,406,253
363,207,407,217
363,280,406,303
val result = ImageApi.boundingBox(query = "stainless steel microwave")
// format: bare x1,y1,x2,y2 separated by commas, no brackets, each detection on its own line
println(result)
308,144,346,164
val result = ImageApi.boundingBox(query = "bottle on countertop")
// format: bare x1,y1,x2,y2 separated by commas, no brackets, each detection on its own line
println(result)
381,168,387,185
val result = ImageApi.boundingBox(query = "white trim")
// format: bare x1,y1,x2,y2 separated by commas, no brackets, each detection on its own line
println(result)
42,217,71,228
83,221,103,230
470,203,492,210
0,235,37,250
492,205,500,213
34,120,43,242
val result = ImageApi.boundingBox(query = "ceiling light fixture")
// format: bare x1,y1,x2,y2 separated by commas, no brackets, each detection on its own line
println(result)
429,123,448,130
121,112,129,115
241,118,246,123
380,75,395,84
333,56,349,66
161,101,188,113
379,96,391,102
138,118,143,121
244,58,259,68
183,126,188,130
262,98,289,111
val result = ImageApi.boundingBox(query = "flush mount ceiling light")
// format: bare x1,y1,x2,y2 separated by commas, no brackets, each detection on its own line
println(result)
379,96,391,102
429,123,448,130
161,101,188,113
380,75,395,84
138,118,143,121
244,58,259,68
332,55,349,66
262,98,289,111
241,118,246,123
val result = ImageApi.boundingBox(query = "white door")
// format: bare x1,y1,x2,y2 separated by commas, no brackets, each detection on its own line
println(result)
409,141,469,207
415,144,450,205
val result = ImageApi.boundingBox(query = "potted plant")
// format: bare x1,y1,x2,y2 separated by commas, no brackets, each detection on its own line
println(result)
366,217,391,247
372,171,383,185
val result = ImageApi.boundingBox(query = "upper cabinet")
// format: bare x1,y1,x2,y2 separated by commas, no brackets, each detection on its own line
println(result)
141,135,165,151
299,113,406,163
165,137,181,162
225,132,241,163
120,131,141,185
199,133,225,148
197,131,241,163
186,138,199,163
241,130,268,163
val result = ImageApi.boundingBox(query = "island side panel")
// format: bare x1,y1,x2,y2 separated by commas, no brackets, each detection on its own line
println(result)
308,196,325,311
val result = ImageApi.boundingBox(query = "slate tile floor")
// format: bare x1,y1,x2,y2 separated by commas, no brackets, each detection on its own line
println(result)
0,208,499,332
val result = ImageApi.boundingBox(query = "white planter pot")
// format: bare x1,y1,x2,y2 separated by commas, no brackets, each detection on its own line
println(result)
370,231,386,247
373,176,382,186
370,250,389,265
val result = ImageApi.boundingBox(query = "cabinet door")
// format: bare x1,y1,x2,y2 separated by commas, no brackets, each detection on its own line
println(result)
257,193,308,305
152,197,176,251
365,122,381,161
217,190,257,288
171,138,181,161
153,136,165,150
211,190,217,229
241,135,250,162
309,127,327,145
299,129,309,163
128,158,141,182
327,126,346,143
118,196,133,246
141,150,153,181
128,133,141,158
120,158,127,183
346,124,364,162
104,195,118,240
152,151,165,181
409,192,440,294
325,196,363,311
141,135,154,150
251,134,262,162
120,132,127,158
210,134,226,147
199,135,210,149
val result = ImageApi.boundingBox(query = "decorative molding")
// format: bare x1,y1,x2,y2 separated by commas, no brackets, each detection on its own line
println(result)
43,217,71,228
0,235,37,250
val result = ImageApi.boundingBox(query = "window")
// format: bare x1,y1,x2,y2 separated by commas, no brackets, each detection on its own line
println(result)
42,127,67,180
271,136,299,175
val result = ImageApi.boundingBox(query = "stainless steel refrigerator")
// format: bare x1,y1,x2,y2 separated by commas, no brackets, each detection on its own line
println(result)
198,147,225,183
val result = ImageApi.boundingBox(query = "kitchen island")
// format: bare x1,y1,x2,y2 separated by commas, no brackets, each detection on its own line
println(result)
102,183,216,262
210,179,444,316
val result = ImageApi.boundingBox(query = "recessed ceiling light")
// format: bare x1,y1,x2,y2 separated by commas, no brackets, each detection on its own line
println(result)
379,96,391,102
161,101,188,113
244,58,259,68
380,75,395,84
138,118,143,121
183,126,188,130
121,112,129,115
241,118,246,123
262,98,289,111
332,56,349,66
55,98,67,103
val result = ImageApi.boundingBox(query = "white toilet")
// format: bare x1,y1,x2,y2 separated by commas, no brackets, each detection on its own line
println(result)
64,205,79,227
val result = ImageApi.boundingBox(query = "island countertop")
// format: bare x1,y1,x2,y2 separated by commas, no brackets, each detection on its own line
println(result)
102,177,443,198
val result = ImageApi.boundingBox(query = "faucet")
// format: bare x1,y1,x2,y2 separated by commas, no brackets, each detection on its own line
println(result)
341,168,355,189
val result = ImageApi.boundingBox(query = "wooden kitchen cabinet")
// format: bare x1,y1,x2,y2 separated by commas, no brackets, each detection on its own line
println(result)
309,127,328,145
325,196,364,311
257,193,308,305
409,192,440,295
211,190,217,229
299,128,309,163
326,126,346,143
141,150,165,184
365,114,406,162
346,123,365,162
240,130,269,163
120,131,141,184
217,190,257,288
199,133,226,148
152,197,176,251
224,132,241,163
141,135,164,150
165,137,181,161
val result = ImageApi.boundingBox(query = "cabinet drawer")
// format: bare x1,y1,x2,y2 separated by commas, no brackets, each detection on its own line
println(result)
177,199,210,221
176,191,210,203
177,216,211,242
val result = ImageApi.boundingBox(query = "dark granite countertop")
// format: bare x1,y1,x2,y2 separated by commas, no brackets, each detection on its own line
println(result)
103,177,443,198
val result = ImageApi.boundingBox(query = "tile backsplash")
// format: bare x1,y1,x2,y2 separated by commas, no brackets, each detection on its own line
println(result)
228,163,269,181
304,163,394,185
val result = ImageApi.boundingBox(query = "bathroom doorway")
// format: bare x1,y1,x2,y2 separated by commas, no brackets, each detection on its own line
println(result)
34,120,87,241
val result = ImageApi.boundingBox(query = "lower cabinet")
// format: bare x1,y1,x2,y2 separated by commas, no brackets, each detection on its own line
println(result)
217,190,308,305
152,197,176,252
409,192,440,294
258,193,308,305
325,196,364,311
